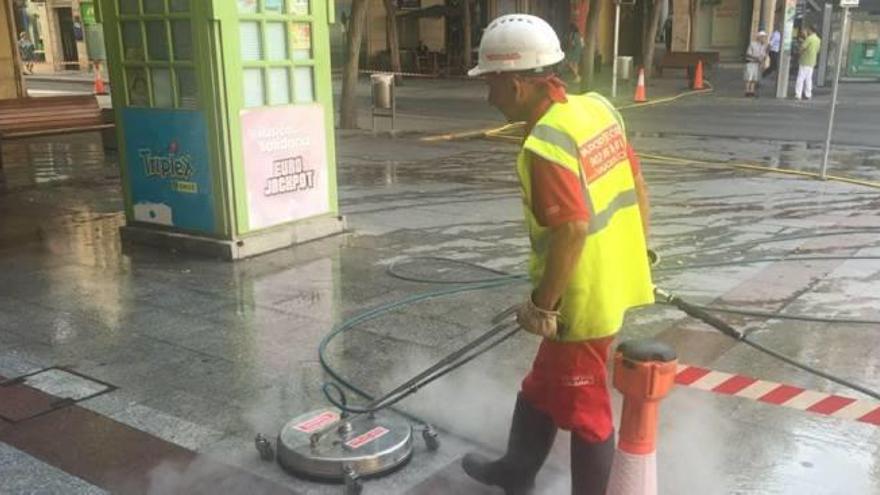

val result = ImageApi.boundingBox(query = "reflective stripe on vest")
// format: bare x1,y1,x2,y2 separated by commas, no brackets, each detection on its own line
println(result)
530,122,637,238
517,93,654,342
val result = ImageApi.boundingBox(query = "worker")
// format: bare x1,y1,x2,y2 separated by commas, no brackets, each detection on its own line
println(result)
462,14,654,495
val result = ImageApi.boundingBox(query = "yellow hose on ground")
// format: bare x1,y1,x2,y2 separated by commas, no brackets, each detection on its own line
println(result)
418,83,880,190
421,82,713,142
641,152,880,190
617,81,714,110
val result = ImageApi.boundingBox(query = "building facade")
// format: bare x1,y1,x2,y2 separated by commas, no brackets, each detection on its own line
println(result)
340,0,623,75
3,0,26,98
12,0,96,72
845,0,880,78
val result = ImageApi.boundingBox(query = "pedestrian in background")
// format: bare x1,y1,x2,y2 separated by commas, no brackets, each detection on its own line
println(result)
17,32,35,75
565,23,584,84
763,26,781,78
744,31,768,97
795,24,822,100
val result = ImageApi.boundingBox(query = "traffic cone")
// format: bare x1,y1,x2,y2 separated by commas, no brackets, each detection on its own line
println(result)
605,339,678,495
633,68,647,103
693,60,704,90
93,61,107,95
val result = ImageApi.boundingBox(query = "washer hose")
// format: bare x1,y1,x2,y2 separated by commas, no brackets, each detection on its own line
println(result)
379,256,880,400
318,278,517,421
323,320,519,415
318,247,880,421
654,288,880,401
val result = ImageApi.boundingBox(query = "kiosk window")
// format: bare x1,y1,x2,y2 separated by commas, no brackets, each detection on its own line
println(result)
290,0,308,15
144,0,165,14
172,20,193,61
146,21,170,61
170,0,190,12
126,68,149,106
237,0,314,108
269,68,291,105
117,0,199,109
294,67,313,103
243,69,265,108
265,0,285,13
177,68,198,109
238,0,258,14
266,23,288,60
240,22,263,61
121,22,143,61
291,23,311,61
151,68,174,108
119,0,139,15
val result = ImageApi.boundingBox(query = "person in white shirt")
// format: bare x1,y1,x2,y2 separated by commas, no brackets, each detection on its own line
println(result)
763,27,782,78
744,31,768,97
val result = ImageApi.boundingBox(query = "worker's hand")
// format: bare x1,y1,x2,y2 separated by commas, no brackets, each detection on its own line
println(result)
516,294,559,339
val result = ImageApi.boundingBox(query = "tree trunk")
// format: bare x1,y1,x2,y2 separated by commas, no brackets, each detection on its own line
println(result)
580,0,602,92
383,0,402,83
642,0,664,78
688,0,697,51
462,0,473,70
340,0,369,129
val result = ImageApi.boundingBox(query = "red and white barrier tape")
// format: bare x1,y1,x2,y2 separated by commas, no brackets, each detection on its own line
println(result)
675,364,880,426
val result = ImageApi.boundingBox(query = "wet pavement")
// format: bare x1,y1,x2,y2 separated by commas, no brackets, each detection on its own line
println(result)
1,126,880,495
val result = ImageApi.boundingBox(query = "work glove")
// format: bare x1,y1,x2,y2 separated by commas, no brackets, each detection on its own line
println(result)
516,294,559,339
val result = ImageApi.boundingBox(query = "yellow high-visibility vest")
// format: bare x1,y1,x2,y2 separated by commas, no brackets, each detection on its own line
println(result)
516,92,654,342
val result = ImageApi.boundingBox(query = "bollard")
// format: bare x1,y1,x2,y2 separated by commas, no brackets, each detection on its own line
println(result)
606,339,677,495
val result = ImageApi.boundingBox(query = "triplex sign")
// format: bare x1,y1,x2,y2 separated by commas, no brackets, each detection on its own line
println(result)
840,0,859,7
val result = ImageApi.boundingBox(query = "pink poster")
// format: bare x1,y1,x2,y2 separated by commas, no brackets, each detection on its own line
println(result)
241,105,330,230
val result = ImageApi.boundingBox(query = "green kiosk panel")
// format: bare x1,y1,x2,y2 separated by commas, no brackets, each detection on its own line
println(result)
99,0,344,259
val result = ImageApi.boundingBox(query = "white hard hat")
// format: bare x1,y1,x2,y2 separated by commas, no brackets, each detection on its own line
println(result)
468,14,565,77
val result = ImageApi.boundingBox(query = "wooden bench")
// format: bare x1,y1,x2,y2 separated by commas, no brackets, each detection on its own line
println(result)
0,95,115,168
657,51,721,77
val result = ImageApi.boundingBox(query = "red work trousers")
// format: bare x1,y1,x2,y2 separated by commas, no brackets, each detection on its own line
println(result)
520,336,615,443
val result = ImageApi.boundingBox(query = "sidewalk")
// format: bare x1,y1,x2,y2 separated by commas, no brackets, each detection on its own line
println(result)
330,69,707,135
1,125,880,494
24,71,96,83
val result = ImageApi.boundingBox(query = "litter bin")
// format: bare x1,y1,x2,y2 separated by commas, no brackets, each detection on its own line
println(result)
371,73,395,110
371,73,396,131
617,56,634,81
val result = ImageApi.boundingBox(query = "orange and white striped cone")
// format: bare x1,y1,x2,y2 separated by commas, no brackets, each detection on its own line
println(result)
692,60,705,90
93,61,107,95
633,68,647,103
606,339,677,495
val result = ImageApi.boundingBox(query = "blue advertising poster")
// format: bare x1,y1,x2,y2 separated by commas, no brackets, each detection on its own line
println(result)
122,109,215,234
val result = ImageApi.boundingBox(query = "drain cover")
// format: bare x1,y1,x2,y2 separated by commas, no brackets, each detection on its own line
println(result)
276,408,413,481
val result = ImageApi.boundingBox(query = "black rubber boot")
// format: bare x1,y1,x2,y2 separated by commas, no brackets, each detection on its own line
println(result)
461,394,557,495
570,432,615,495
